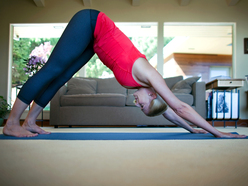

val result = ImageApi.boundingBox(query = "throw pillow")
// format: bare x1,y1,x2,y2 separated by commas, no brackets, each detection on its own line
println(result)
66,78,97,95
164,76,183,89
171,76,200,94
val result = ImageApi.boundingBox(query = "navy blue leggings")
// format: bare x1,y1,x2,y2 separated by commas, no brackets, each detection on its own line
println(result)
17,9,100,108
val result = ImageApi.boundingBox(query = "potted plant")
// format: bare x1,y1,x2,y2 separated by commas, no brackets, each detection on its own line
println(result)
0,96,11,126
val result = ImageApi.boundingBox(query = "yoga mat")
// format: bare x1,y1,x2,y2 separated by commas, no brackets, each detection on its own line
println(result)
0,132,247,140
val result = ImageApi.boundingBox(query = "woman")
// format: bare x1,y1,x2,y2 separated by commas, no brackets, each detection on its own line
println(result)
3,9,246,138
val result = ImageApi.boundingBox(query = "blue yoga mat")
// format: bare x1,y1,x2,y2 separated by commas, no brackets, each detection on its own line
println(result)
0,132,247,140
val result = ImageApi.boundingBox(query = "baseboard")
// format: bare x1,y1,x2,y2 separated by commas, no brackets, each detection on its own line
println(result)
206,119,248,127
2,119,248,128
2,119,50,127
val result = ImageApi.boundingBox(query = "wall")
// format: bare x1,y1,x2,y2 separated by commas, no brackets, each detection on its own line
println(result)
0,0,248,119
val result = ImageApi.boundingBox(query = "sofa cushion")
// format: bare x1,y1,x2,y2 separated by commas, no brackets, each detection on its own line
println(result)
61,93,126,107
82,77,127,95
127,89,137,95
126,76,183,96
66,78,97,95
173,93,194,106
96,78,127,95
164,76,183,89
126,94,136,106
171,76,200,94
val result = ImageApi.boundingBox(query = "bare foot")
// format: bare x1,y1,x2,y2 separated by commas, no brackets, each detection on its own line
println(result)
3,122,38,137
22,121,51,135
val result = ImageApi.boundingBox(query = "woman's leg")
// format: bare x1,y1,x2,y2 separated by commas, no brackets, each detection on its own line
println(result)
34,45,95,108
22,102,50,134
22,46,95,134
3,9,99,137
3,98,38,137
17,9,98,106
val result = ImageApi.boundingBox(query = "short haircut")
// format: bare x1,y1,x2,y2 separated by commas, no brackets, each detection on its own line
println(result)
146,95,168,117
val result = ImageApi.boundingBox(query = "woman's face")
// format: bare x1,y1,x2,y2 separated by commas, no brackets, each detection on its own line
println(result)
133,88,156,114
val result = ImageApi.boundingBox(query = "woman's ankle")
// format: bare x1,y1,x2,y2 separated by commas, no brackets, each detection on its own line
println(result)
23,118,37,126
6,118,20,126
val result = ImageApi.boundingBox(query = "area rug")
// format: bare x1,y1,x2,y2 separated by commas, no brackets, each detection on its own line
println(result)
0,132,247,140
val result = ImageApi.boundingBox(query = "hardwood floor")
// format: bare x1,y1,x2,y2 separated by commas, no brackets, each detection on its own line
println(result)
2,119,248,128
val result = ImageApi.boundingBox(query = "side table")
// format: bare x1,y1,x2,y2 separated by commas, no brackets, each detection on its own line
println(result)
206,79,244,90
206,79,245,128
246,91,248,109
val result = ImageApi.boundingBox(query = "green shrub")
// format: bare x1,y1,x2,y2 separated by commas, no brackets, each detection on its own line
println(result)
0,96,11,118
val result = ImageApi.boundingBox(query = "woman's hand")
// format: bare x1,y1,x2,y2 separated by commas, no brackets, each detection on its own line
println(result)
216,132,247,138
191,129,209,134
191,130,247,138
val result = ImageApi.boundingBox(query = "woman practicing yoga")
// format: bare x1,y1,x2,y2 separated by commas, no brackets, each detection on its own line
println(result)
3,9,246,138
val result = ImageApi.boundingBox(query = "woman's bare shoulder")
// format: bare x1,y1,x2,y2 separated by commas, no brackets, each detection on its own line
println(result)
132,58,158,86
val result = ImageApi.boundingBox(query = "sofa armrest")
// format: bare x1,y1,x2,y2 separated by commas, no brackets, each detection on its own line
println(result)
192,82,206,119
50,85,67,125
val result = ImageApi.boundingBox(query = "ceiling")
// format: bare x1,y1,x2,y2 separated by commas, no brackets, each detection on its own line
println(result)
33,0,241,7
13,0,238,56
163,25,233,55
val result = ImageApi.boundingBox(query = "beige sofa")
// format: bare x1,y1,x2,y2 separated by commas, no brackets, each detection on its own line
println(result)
50,76,206,127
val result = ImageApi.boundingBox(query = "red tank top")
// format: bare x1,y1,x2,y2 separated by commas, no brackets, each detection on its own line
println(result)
93,12,146,87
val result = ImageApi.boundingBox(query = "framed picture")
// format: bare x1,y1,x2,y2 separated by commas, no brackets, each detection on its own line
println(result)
212,92,238,119
244,38,248,54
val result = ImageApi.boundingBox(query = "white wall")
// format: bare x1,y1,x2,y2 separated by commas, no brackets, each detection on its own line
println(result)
0,0,248,119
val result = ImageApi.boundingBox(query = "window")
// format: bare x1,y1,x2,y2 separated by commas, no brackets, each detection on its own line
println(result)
209,66,231,81
163,24,233,82
116,22,158,64
11,24,65,110
81,22,158,78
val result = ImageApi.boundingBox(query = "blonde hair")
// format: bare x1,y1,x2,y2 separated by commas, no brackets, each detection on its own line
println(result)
146,95,168,117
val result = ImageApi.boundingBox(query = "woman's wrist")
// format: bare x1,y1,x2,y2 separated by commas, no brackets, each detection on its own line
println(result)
189,128,197,133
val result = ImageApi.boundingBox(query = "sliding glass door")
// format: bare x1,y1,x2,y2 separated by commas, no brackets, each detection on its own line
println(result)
163,23,233,82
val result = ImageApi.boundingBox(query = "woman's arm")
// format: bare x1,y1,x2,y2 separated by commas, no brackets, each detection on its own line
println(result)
163,107,208,134
149,70,245,138
133,59,246,138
